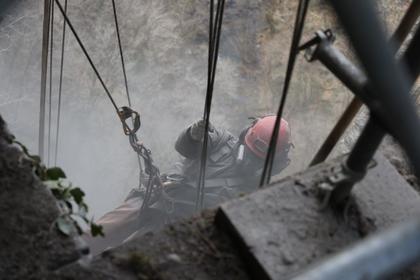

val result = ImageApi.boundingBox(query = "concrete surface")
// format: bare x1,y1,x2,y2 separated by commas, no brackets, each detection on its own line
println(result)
216,153,420,280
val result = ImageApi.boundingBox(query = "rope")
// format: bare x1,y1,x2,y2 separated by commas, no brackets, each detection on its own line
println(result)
47,0,55,166
259,0,310,187
111,0,131,107
39,0,52,159
54,0,67,166
54,0,119,113
51,0,161,217
196,0,225,211
110,0,145,208
54,0,155,213
111,0,143,179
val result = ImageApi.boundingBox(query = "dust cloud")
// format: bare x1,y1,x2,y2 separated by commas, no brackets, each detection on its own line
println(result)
0,0,409,218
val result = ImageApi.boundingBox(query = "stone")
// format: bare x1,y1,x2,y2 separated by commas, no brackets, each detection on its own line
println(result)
216,153,420,280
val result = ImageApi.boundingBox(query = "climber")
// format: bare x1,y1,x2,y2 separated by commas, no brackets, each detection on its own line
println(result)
83,115,292,255
172,115,292,197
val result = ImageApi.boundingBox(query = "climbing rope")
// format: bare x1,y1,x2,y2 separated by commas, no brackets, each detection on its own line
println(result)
54,0,118,112
259,0,310,187
111,0,131,107
51,0,225,214
111,0,144,186
47,0,55,166
54,0,67,166
39,0,52,160
196,0,226,211
54,0,159,212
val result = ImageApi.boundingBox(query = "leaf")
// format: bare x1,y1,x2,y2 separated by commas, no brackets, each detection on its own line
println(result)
46,167,67,180
70,187,85,205
91,223,104,237
56,216,74,236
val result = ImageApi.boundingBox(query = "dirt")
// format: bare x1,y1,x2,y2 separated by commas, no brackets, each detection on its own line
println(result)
380,136,419,191
96,210,251,280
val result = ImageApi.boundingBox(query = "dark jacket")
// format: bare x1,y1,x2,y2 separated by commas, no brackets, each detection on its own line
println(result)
174,125,259,196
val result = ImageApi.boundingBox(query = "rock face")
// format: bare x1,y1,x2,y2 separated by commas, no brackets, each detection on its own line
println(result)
0,115,133,279
0,116,81,278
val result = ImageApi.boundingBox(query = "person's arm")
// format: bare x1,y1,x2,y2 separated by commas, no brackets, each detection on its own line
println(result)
175,126,201,159
175,120,221,159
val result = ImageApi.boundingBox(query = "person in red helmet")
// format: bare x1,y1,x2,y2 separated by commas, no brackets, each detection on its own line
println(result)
243,116,291,175
173,115,292,196
84,116,292,255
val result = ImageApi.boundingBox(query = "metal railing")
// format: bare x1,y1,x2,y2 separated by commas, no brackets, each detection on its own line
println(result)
290,0,420,278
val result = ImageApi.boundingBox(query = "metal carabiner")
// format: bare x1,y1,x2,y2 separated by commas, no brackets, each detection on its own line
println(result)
118,106,141,135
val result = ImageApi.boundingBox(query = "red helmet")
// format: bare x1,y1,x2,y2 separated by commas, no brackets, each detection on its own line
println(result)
244,116,291,158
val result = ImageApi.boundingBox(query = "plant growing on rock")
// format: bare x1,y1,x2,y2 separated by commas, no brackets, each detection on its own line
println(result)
13,139,104,237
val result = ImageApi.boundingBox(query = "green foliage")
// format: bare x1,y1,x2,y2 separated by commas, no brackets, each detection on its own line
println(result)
91,221,105,237
46,167,67,180
13,139,104,238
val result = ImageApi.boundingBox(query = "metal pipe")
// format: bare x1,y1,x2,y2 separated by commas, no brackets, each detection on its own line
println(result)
293,3,420,278
312,39,368,98
0,1,14,16
330,118,385,205
289,218,420,280
327,0,420,180
329,16,420,205
309,1,420,166
306,9,420,204
347,119,384,173
403,25,420,84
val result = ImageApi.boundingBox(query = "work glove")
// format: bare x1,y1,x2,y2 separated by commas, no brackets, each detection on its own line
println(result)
189,119,213,141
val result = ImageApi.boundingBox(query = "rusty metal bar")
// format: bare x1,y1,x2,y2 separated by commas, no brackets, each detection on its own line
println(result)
391,0,420,45
291,1,420,278
330,21,420,206
309,98,362,166
330,117,385,205
309,1,420,166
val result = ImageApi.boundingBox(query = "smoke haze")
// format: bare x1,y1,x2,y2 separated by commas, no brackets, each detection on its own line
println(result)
0,0,409,218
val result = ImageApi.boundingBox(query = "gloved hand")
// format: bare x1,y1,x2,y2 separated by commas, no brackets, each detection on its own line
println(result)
189,119,213,141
